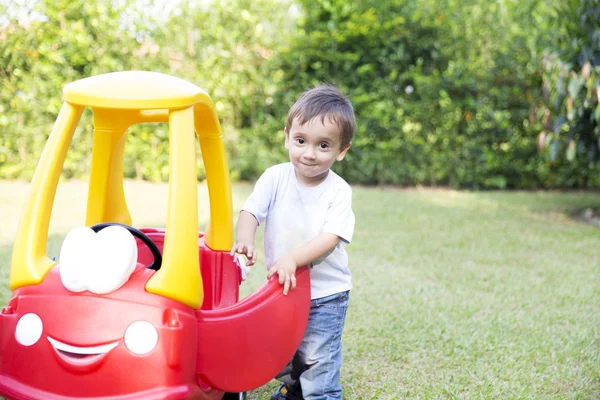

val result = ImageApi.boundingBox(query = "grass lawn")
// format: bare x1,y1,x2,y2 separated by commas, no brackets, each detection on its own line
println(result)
0,180,599,399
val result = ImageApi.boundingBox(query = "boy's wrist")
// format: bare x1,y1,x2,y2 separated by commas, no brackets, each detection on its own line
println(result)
236,237,254,245
281,253,299,273
288,250,301,268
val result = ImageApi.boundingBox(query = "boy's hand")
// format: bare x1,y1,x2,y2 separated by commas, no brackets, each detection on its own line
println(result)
230,242,257,266
267,253,297,295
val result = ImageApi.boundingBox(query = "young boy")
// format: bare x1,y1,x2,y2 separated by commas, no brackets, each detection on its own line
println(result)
230,84,355,400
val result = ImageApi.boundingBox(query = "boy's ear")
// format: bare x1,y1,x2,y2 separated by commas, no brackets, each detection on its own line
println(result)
284,127,290,149
336,142,352,161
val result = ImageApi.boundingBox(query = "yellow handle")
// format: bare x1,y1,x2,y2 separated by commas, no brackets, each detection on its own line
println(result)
85,108,171,227
10,102,84,290
194,102,233,251
146,106,203,308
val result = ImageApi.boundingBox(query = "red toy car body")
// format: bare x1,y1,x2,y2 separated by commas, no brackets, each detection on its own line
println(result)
0,72,310,399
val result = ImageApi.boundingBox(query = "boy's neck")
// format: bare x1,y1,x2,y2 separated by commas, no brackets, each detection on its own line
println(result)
294,168,330,187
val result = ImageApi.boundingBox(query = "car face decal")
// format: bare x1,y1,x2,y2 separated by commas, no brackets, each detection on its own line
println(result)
14,308,160,371
47,336,120,367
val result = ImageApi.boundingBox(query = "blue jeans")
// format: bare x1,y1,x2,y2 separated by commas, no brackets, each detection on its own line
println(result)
277,290,350,400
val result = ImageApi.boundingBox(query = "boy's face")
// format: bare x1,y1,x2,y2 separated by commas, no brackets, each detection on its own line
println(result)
285,117,351,186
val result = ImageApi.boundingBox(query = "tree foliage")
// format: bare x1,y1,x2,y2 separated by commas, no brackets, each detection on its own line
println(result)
536,0,600,187
0,0,141,178
1,0,598,189
240,0,568,188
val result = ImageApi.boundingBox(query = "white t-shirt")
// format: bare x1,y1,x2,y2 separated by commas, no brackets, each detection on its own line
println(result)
242,162,355,299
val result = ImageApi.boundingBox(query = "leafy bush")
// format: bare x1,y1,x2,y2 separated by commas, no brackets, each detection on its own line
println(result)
536,0,600,186
2,0,599,189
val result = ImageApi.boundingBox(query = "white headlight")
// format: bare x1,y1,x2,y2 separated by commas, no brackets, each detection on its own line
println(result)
124,321,158,355
15,313,43,346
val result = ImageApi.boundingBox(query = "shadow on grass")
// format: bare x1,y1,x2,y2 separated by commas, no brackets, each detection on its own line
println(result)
569,206,600,229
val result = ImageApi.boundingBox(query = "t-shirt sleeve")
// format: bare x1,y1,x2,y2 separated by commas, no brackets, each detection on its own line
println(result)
241,168,275,225
322,184,355,244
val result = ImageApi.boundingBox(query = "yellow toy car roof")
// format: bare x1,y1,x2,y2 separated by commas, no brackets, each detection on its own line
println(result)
63,71,207,109
11,71,233,309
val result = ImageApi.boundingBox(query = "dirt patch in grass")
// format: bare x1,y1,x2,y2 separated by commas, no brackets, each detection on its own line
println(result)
572,207,600,228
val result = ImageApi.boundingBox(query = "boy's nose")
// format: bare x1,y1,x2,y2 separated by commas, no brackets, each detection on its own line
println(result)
303,150,317,160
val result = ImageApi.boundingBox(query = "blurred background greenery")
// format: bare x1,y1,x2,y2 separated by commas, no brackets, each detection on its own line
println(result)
0,0,599,189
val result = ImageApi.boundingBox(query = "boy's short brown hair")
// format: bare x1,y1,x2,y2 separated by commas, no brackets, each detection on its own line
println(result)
285,84,355,148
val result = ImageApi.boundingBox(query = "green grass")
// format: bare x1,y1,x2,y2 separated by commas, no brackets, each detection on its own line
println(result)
1,181,599,399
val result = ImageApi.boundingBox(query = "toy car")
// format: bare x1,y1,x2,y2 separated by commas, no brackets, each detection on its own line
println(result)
0,71,310,399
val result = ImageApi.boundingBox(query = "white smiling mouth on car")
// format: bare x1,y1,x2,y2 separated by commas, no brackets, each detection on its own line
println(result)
48,336,119,359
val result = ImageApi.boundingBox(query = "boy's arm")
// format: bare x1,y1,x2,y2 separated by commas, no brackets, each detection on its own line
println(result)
267,232,340,295
231,167,275,266
230,210,259,266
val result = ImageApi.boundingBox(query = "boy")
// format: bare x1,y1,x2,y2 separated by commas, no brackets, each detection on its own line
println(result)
230,84,355,400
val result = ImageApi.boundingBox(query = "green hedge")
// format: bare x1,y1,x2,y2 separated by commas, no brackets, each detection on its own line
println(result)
1,0,598,189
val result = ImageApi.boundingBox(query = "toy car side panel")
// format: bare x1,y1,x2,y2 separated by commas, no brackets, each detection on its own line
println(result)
195,267,310,393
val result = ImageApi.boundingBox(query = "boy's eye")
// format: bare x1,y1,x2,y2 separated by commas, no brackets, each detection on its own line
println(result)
296,138,305,145
319,143,330,149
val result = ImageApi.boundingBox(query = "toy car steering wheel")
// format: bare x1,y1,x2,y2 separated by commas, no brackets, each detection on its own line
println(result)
90,222,163,271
